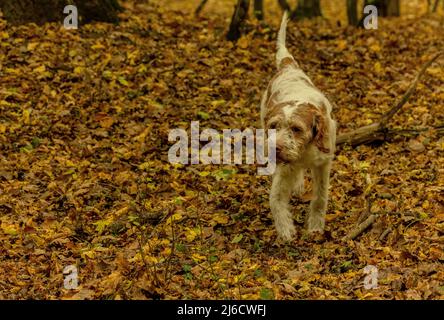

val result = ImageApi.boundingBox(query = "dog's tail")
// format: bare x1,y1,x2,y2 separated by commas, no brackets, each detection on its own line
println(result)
276,11,292,69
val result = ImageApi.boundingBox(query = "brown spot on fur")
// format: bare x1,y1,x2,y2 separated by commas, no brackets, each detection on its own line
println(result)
266,68,285,102
279,57,299,70
294,104,330,153
264,100,298,125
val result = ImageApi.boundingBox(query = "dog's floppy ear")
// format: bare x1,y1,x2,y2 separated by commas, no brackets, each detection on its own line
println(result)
312,111,330,154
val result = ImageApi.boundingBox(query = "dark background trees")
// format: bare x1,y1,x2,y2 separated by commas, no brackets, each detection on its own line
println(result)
0,0,121,25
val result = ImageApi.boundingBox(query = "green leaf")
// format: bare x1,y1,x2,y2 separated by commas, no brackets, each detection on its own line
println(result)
260,288,274,300
176,243,186,252
118,76,129,86
231,234,243,244
31,137,41,148
197,111,210,120
183,264,192,273
102,70,113,80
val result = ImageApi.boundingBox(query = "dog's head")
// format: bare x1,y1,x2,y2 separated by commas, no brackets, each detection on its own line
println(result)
265,102,330,162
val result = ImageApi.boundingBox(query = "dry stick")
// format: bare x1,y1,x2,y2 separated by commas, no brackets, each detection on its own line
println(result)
344,214,378,241
195,0,209,16
163,214,177,284
337,51,444,146
379,226,391,241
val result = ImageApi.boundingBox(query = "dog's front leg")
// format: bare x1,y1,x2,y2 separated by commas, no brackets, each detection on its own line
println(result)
270,165,296,241
307,161,331,233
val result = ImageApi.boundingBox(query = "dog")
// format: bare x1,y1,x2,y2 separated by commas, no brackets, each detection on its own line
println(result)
260,11,336,241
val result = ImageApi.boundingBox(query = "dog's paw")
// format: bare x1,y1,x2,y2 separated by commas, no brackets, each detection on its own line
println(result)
307,217,325,234
304,229,326,243
276,224,296,241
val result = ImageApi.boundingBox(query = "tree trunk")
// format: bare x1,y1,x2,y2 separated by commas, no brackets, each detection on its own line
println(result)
254,0,264,20
432,0,440,12
292,0,322,20
347,0,358,26
363,0,400,17
386,0,400,16
0,0,121,26
227,0,250,41
278,0,291,12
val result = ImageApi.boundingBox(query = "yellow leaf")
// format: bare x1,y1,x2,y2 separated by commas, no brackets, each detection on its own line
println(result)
99,117,114,129
426,67,441,76
166,213,183,224
2,223,18,236
113,206,129,217
336,40,347,51
5,68,19,75
199,87,212,93
374,61,382,74
27,42,39,51
34,65,46,73
191,253,206,262
359,161,370,170
94,218,113,234
91,43,105,50
211,100,226,107
370,43,381,53
74,66,84,75
138,162,152,170
118,77,129,86
185,227,199,242
162,247,172,256
213,214,229,225
82,249,96,259
232,68,244,75
66,159,75,167
237,36,249,49
138,64,147,73
337,155,348,163
23,109,31,124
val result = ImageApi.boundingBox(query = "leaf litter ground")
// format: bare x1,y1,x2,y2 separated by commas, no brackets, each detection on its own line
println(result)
0,0,443,299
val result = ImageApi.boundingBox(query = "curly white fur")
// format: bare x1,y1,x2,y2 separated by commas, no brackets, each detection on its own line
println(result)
260,12,336,241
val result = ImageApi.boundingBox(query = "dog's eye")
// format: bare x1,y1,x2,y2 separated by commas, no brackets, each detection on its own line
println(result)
268,123,277,130
292,127,302,134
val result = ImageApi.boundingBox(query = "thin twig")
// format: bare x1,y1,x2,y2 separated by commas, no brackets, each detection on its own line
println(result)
379,227,391,241
381,51,444,126
164,214,177,283
195,0,209,16
344,214,378,241
337,51,444,146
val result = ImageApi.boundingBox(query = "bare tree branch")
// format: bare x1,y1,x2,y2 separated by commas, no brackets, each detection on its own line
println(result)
337,51,444,146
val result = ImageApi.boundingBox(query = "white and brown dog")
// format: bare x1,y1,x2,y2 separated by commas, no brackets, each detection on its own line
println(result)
260,12,336,241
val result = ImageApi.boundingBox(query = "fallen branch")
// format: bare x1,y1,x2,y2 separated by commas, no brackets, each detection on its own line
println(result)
379,226,391,241
195,0,209,16
344,214,377,240
337,51,444,147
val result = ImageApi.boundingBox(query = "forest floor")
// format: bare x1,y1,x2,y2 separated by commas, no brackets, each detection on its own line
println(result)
0,0,443,299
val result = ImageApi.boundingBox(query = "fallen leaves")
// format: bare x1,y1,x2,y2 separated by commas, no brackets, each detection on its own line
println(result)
0,0,443,300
